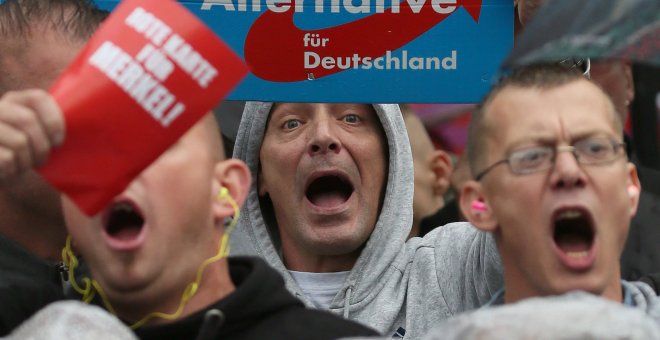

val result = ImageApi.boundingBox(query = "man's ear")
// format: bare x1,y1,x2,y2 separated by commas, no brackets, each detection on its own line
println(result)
622,62,635,106
429,150,453,198
627,162,641,218
213,159,252,219
460,180,498,232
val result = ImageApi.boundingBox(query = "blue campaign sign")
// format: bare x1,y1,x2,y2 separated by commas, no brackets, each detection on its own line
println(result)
93,0,512,103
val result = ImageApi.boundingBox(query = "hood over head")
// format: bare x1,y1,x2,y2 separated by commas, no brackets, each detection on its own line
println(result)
231,102,413,307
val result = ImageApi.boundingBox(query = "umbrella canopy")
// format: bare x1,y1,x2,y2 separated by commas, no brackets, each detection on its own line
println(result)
504,0,660,68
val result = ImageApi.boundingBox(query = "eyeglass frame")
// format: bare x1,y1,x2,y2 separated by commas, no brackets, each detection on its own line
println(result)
474,137,626,181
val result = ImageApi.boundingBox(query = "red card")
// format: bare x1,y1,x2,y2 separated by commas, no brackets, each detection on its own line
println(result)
39,0,248,215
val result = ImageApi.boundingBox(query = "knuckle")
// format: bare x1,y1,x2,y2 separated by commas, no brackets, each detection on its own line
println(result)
1,90,19,101
13,110,38,129
10,132,29,151
22,88,48,100
0,149,17,176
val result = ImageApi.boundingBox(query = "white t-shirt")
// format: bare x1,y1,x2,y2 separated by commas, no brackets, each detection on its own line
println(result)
288,270,350,309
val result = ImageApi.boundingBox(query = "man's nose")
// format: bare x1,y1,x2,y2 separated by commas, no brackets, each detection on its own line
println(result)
550,147,586,189
308,118,341,155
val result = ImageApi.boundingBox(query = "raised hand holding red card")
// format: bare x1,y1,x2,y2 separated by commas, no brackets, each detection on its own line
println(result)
36,0,248,215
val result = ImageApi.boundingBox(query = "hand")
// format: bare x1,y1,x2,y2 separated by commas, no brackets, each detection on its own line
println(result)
0,89,65,179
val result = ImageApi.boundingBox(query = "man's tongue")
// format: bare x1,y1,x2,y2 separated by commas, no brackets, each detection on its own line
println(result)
555,233,591,253
109,225,142,241
309,190,347,208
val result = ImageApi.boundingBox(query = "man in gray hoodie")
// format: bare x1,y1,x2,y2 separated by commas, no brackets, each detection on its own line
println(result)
230,102,503,338
458,64,658,311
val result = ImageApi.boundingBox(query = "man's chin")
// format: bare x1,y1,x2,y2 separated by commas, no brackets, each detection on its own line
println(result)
312,243,364,257
303,231,369,256
547,273,610,298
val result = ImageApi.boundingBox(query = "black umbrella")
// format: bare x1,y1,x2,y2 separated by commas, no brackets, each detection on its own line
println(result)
504,0,660,69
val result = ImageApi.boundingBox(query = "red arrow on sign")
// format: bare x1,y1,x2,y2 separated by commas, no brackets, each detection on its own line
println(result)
244,0,482,82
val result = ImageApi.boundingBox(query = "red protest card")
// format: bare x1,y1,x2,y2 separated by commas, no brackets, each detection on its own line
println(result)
39,0,248,215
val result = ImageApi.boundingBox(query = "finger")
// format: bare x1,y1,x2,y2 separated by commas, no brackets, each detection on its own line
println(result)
0,149,17,180
3,89,65,147
0,98,52,166
0,124,25,178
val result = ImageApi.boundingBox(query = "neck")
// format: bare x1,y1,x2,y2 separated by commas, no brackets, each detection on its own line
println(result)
0,193,66,262
408,220,421,239
503,268,623,304
282,246,358,272
111,259,235,326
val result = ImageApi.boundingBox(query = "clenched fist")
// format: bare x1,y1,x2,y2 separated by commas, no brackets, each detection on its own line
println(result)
0,89,65,180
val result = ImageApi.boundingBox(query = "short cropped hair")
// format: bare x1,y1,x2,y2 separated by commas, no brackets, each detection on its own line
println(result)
466,64,621,178
0,0,107,42
0,0,107,92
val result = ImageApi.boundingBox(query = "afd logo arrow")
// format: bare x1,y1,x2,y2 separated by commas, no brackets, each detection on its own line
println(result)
244,0,482,82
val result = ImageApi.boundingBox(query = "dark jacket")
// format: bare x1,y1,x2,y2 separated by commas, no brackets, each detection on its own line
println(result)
134,257,378,340
0,276,64,336
0,234,65,336
0,234,62,287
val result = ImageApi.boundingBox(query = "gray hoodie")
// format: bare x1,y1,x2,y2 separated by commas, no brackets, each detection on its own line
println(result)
230,102,503,338
421,283,660,340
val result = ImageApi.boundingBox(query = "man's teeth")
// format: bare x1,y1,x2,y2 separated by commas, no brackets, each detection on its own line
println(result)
115,204,134,212
557,210,582,220
566,251,588,258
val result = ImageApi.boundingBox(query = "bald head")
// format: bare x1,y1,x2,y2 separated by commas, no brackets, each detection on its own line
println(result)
402,107,435,161
0,0,106,45
198,112,225,163
401,105,453,236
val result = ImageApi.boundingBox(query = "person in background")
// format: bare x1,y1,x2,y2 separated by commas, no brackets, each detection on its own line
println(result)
400,105,453,238
423,153,471,228
0,0,107,333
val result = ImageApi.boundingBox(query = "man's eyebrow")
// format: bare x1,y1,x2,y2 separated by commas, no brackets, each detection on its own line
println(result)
568,131,616,142
507,136,556,148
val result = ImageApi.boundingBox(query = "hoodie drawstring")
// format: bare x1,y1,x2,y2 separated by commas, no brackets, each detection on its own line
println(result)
343,286,353,319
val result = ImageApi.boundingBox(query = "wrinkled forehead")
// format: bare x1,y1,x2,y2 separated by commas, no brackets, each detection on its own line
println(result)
484,80,621,146
0,31,84,93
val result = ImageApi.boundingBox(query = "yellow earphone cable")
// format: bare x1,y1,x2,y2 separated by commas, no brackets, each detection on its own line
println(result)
62,187,240,329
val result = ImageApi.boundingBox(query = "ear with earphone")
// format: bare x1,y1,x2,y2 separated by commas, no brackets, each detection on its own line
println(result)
217,186,240,227
465,197,497,232
459,180,499,232
217,186,230,201
627,186,638,198
214,186,241,258
471,200,488,213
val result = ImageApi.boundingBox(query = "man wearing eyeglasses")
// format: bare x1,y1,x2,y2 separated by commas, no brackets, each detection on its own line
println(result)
457,64,657,309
